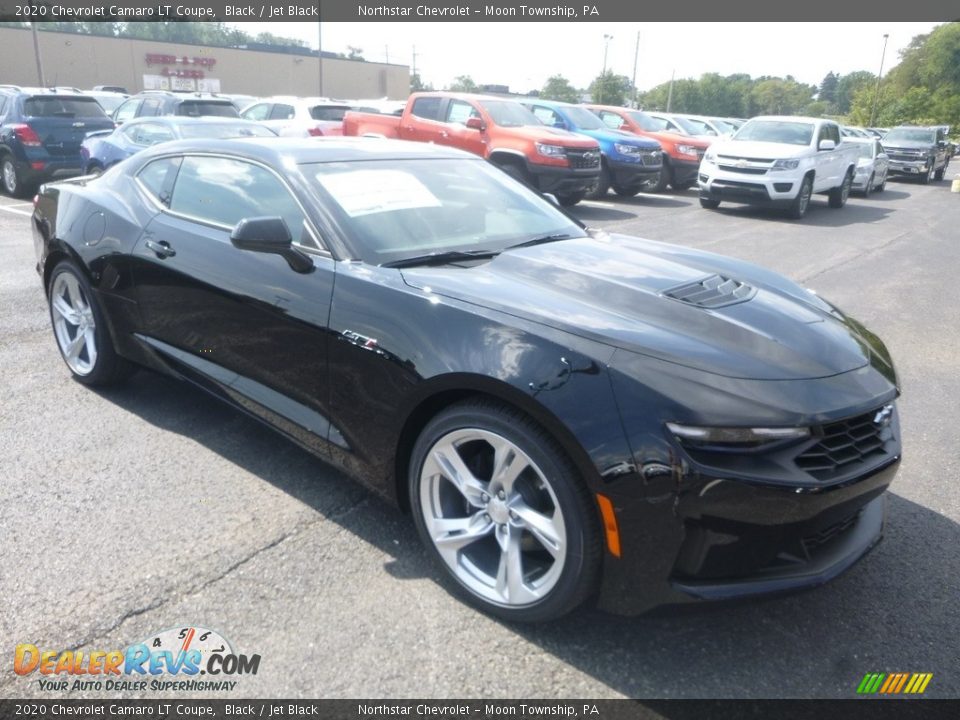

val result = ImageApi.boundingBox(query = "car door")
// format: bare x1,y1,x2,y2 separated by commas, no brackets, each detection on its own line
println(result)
873,140,889,184
404,96,447,144
113,98,141,125
130,153,338,456
442,98,487,157
814,123,839,191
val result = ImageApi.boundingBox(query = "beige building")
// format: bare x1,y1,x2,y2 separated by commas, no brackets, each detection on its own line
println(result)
0,27,409,99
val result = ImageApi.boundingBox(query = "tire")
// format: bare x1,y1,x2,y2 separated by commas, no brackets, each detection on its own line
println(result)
586,165,610,200
671,180,696,191
2,155,29,199
828,169,853,208
408,399,602,622
934,165,945,181
699,197,721,209
47,260,135,386
919,164,932,185
649,162,672,193
612,185,639,197
86,163,103,178
500,161,532,188
865,173,875,195
786,175,813,219
555,191,585,207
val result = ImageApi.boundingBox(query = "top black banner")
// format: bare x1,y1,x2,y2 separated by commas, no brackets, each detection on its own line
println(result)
0,0,958,22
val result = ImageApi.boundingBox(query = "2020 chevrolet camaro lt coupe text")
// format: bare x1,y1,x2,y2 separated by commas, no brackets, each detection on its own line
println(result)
33,138,902,622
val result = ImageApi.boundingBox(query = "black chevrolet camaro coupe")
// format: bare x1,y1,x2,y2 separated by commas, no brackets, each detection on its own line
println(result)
32,138,901,621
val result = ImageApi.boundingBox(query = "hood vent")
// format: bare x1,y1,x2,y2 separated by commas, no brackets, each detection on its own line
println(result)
662,274,756,308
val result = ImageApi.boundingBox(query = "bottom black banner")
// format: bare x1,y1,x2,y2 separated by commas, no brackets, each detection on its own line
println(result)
0,699,956,720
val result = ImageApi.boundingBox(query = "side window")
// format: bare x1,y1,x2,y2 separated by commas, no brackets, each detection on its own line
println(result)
138,98,162,117
817,124,831,146
241,103,271,121
134,123,176,146
0,95,7,118
411,97,441,121
445,100,479,125
169,156,310,246
136,156,182,207
828,124,840,144
531,107,562,127
114,99,141,123
599,111,622,129
270,104,295,120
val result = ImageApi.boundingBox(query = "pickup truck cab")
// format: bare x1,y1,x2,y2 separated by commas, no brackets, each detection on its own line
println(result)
521,99,662,198
882,126,950,183
698,116,860,219
585,105,710,192
343,92,601,206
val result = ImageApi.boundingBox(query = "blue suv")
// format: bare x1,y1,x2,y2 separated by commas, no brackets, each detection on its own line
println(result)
523,99,663,198
0,86,115,197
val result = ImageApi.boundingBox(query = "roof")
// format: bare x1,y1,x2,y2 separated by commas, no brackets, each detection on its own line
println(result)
750,116,835,124
136,136,477,165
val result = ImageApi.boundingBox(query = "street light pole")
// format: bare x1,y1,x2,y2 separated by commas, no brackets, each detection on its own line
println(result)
317,22,323,97
869,33,889,127
31,22,46,87
631,31,640,109
598,34,613,104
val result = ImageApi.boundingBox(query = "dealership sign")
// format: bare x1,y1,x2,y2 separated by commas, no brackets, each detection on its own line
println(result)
143,52,220,92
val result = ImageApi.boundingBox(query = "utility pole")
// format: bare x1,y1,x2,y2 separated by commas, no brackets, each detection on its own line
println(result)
631,31,640,109
31,22,46,87
598,34,613,104
666,69,675,111
869,33,890,127
317,22,323,97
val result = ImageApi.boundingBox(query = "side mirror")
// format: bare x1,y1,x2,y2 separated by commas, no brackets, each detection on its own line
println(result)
465,117,486,131
542,193,559,206
818,139,836,151
230,216,313,273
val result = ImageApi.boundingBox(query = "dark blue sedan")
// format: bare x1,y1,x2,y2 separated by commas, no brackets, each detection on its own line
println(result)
80,116,275,175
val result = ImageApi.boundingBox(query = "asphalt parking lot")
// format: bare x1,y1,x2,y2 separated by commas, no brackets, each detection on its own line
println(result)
1,175,959,700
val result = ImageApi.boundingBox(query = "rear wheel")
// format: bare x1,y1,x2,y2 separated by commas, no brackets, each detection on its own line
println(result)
828,169,853,208
409,400,602,622
2,156,29,198
48,260,134,386
934,164,945,181
865,173,875,195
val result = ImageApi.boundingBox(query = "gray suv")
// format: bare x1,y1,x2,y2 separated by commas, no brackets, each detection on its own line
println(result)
112,91,239,125
883,126,950,184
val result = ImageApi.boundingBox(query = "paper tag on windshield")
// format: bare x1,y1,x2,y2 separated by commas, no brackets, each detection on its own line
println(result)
317,169,441,217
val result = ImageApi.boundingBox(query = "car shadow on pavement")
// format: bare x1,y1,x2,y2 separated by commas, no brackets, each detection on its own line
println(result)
93,372,959,698
707,200,895,228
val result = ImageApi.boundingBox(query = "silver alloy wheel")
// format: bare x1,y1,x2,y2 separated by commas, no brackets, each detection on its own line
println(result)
51,272,98,375
2,158,16,194
418,428,567,607
798,179,812,215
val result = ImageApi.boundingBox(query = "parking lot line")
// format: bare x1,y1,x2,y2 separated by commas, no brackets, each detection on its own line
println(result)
1,201,33,208
580,200,618,208
0,205,32,216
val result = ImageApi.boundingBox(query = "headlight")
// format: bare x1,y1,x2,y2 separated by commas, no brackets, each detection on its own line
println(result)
677,144,697,156
666,422,810,449
535,143,566,158
770,159,800,171
614,143,642,156
702,150,716,163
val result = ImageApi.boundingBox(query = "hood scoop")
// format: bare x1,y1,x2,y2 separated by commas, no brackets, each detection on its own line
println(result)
662,274,756,308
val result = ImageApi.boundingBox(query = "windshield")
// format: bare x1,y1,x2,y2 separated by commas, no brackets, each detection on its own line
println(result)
708,118,735,134
734,120,814,146
627,111,660,132
178,123,276,139
175,101,240,118
665,115,701,135
563,106,605,130
884,128,936,143
91,95,125,114
24,96,109,119
479,100,542,128
305,158,585,266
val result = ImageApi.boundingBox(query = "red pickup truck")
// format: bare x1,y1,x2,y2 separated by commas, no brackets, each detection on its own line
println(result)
343,92,601,206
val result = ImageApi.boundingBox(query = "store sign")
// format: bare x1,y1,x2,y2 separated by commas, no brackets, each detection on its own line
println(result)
143,75,221,93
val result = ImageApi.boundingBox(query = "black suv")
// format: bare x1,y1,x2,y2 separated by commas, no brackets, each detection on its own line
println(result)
883,126,951,184
112,91,240,125
0,86,115,197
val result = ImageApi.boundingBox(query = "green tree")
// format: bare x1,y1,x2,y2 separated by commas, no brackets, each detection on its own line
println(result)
448,75,478,92
346,46,365,60
540,75,580,103
410,73,433,92
834,71,875,114
819,71,839,105
589,70,633,106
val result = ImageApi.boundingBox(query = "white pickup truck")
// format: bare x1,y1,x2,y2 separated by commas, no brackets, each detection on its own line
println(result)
697,116,860,219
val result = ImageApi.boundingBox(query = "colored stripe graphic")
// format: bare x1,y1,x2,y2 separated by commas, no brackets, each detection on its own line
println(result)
858,672,932,694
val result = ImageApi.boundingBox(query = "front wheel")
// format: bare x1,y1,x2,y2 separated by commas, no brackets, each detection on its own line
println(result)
920,164,932,185
586,166,610,199
649,163,672,193
786,175,813,219
555,191,585,207
48,260,134,386
612,185,639,197
409,400,602,622
699,197,721,209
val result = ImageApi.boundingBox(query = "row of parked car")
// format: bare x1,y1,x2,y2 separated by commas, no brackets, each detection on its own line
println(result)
1,84,954,219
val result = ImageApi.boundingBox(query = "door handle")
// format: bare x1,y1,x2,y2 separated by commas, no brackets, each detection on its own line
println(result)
145,238,176,258
439,130,449,138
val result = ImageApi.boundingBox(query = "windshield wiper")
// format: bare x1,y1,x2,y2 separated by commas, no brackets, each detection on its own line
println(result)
382,249,500,268
504,233,576,251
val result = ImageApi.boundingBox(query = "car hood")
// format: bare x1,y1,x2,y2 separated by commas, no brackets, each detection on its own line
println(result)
400,235,875,381
711,140,811,159
575,127,661,150
511,125,599,149
883,140,934,151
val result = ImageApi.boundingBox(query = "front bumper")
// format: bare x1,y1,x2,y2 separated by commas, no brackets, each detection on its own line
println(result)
607,156,662,190
887,158,930,177
528,162,600,196
698,165,802,207
669,157,701,186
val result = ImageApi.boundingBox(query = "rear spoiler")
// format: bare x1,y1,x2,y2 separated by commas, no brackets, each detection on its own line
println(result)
84,128,114,140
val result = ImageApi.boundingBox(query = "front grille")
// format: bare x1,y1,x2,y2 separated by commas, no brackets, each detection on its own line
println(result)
718,164,768,175
640,152,661,167
886,149,925,161
663,274,755,308
796,406,895,481
566,150,600,169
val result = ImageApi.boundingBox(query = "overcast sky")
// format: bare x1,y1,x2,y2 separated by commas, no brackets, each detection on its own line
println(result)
229,22,941,93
